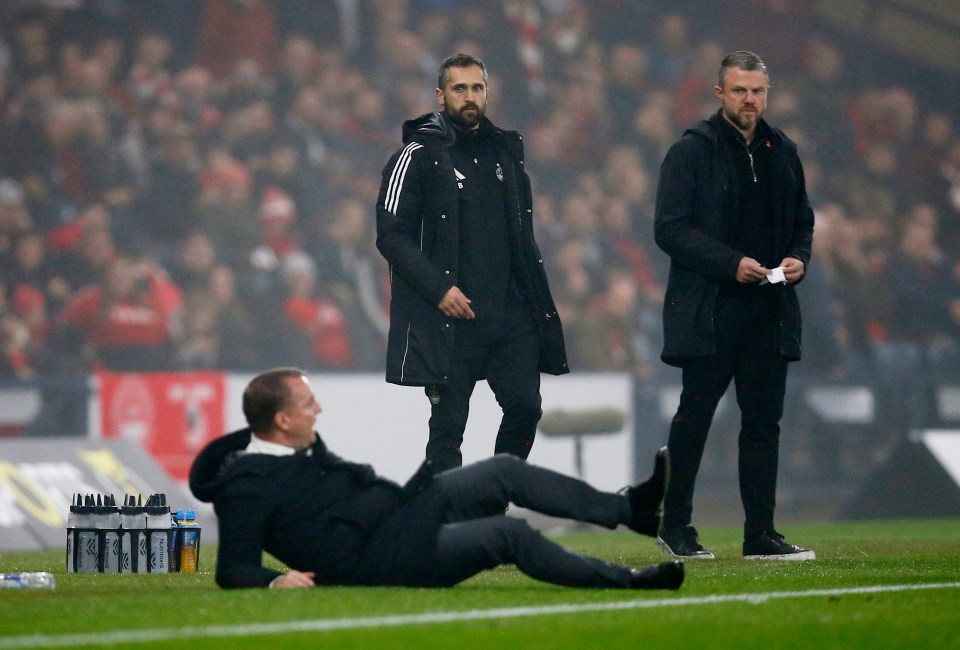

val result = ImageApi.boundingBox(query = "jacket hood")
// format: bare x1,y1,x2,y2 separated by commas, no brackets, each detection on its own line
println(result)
188,428,253,502
402,111,455,145
189,429,334,502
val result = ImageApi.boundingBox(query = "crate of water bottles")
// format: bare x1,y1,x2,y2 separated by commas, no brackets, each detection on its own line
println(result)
65,493,201,574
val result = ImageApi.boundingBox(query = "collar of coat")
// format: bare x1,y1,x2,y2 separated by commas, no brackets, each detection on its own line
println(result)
686,110,783,149
401,111,501,147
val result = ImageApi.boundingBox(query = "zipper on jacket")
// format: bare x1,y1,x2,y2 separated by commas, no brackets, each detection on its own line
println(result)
742,141,757,183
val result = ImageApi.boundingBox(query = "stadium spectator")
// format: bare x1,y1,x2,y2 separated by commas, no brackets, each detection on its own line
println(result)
195,146,259,270
48,205,116,294
793,204,851,377
0,282,37,380
310,196,388,370
176,290,221,370
168,229,219,293
0,178,32,255
56,254,182,371
255,185,300,259
174,261,261,371
252,135,324,223
5,233,56,342
136,119,203,251
206,264,261,370
51,210,114,281
127,31,176,109
885,204,959,362
902,112,959,244
606,43,652,125
279,250,353,370
195,0,279,79
570,266,651,374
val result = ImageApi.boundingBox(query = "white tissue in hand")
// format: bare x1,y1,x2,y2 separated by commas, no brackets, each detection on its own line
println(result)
765,267,786,285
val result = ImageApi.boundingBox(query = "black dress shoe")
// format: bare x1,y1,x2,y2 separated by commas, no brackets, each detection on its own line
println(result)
629,561,684,590
623,447,669,537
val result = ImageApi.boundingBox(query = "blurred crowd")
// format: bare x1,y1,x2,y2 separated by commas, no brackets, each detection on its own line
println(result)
1,0,958,385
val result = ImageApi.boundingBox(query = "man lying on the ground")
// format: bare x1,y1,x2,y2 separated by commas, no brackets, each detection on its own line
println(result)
189,367,684,590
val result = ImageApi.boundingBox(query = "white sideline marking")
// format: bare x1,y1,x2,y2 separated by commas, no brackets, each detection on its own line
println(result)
2,582,959,648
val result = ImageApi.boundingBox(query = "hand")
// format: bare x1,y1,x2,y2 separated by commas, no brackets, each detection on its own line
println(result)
736,257,768,284
438,286,475,319
780,257,805,284
272,570,316,588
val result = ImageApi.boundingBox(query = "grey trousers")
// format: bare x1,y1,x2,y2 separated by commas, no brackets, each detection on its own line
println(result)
433,454,634,588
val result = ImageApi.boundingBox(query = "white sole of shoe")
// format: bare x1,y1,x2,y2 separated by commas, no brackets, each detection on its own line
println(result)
743,550,816,561
657,537,716,559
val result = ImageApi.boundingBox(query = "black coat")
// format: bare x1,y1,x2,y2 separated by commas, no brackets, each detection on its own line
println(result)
189,429,443,588
654,112,814,365
375,112,568,386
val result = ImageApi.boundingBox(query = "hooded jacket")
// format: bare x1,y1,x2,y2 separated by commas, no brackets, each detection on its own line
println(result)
375,111,568,386
654,111,814,365
189,429,443,588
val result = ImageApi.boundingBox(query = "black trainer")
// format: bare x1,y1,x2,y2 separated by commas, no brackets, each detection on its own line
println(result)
743,530,815,560
623,447,669,537
630,561,685,590
657,525,716,559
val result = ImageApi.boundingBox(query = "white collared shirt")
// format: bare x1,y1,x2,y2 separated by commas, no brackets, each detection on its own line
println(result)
245,434,297,457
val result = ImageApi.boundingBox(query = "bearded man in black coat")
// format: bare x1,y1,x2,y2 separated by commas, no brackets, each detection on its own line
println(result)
653,51,815,561
375,53,568,474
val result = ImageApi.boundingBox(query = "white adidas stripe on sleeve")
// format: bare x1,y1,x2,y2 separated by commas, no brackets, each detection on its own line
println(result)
385,142,423,214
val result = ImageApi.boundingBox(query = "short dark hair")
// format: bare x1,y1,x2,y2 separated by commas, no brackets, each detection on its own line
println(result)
437,53,487,90
242,367,305,434
718,50,768,87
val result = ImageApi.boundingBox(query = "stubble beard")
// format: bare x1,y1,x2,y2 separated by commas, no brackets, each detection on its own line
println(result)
725,106,762,132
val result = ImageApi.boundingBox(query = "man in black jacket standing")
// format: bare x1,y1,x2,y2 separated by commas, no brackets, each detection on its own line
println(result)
376,54,567,473
189,367,683,590
653,51,815,561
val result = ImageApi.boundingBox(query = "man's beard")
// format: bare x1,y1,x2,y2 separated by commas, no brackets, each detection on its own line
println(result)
445,102,484,129
725,106,762,131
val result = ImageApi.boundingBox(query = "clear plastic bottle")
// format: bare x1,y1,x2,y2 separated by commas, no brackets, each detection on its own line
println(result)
0,572,56,589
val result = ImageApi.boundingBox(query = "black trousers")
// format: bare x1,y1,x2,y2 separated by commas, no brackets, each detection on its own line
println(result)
663,289,788,536
433,455,633,588
426,329,542,472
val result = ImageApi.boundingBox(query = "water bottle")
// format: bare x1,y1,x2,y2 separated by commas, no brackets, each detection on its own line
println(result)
66,493,80,573
145,494,170,574
76,495,99,574
0,572,56,589
169,506,181,572
100,495,121,573
178,509,201,573
120,495,148,574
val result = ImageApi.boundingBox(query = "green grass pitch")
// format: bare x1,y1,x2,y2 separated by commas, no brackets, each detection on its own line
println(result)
1,519,958,649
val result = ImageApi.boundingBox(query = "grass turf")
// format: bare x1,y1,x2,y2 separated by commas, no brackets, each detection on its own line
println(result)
1,519,958,649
